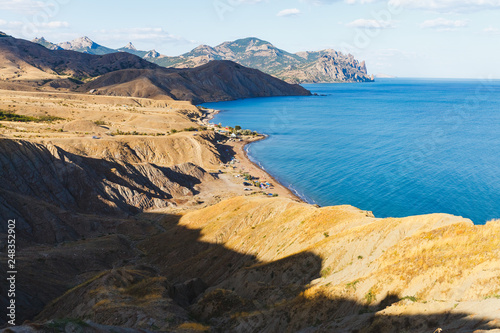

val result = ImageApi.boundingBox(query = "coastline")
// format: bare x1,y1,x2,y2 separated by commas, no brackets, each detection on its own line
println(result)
198,106,304,203
228,135,304,203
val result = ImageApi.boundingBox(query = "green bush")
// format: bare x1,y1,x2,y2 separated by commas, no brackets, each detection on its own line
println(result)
0,111,63,123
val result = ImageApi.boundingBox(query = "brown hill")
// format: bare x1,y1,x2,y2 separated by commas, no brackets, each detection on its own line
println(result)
78,60,311,104
0,34,311,103
0,34,157,81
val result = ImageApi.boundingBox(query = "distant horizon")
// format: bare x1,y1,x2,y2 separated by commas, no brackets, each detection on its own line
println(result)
1,0,499,79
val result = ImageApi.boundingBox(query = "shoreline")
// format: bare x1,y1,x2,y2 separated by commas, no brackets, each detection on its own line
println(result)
199,106,304,203
230,135,304,203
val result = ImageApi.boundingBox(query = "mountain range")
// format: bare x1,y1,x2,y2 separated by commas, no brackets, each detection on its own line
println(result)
1,33,310,103
33,36,374,84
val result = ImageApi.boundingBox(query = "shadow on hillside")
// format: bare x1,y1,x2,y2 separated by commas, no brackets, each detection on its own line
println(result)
0,141,209,245
216,141,237,164
2,212,500,332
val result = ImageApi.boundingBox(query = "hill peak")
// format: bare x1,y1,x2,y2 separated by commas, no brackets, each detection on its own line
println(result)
123,42,137,50
232,37,271,46
32,36,62,50
32,37,47,42
144,49,160,58
59,36,96,50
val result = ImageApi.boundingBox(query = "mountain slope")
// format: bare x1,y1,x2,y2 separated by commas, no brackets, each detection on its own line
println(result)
31,37,62,50
0,34,310,103
33,36,374,83
0,34,158,81
153,37,373,83
117,42,149,58
78,60,311,104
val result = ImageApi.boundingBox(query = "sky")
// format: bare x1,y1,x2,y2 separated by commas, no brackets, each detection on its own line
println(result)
1,0,499,78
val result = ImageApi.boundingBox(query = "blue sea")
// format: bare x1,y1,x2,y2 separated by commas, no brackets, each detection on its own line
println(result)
202,78,500,224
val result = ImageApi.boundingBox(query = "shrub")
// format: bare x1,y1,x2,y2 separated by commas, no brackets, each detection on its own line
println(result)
364,288,377,305
346,280,360,291
401,295,418,302
0,111,63,123
321,267,332,278
94,120,108,126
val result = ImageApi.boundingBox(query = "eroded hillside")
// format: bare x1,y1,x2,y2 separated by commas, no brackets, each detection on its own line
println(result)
0,90,499,333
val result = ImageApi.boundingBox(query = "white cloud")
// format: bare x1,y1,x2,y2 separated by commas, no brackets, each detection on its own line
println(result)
420,17,468,30
0,0,53,14
0,19,68,29
277,8,301,17
302,0,376,4
483,26,500,34
302,0,500,12
43,21,69,28
389,0,500,12
96,27,196,45
346,18,395,29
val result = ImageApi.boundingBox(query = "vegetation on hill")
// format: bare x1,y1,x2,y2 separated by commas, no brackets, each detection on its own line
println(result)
0,110,63,122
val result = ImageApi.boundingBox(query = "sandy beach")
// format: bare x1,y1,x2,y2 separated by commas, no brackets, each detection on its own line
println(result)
197,107,303,203
224,136,304,203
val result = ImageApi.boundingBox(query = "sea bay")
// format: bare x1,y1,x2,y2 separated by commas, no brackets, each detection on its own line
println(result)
203,78,500,224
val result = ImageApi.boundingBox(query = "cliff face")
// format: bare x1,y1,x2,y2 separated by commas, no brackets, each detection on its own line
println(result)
280,51,373,83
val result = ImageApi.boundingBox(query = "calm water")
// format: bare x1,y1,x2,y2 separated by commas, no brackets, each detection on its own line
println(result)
203,78,500,224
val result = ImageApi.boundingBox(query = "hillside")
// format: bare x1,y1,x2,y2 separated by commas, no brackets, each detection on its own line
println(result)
0,34,157,81
33,36,374,84
0,89,499,332
77,60,311,104
0,34,310,103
